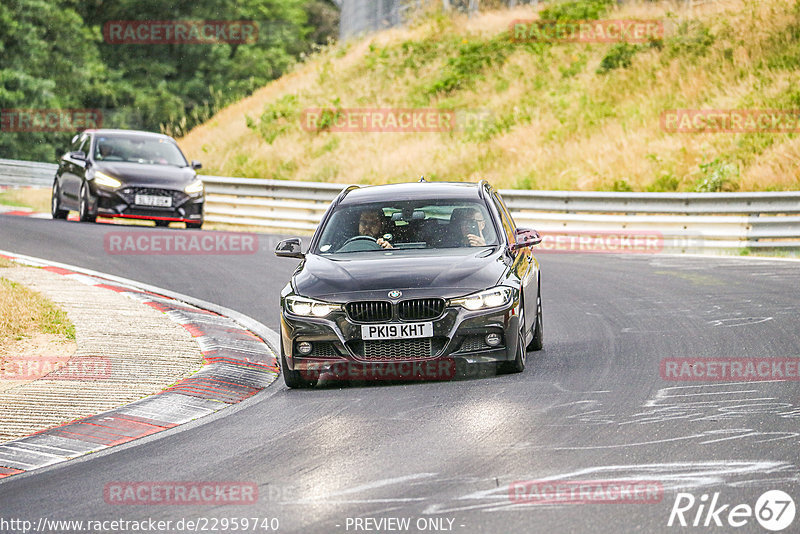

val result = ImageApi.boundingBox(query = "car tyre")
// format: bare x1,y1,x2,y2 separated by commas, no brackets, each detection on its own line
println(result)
51,181,68,220
78,183,96,223
527,285,543,352
186,221,203,229
281,340,316,389
154,220,170,227
503,304,527,374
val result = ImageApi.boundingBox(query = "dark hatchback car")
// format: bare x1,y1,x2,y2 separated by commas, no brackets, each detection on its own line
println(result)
51,129,204,228
275,180,543,388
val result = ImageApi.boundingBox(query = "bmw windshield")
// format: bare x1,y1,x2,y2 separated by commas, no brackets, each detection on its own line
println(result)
314,200,500,255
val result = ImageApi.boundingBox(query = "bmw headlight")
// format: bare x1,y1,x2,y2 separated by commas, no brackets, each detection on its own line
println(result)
285,296,341,317
184,179,204,194
450,286,514,311
93,171,121,189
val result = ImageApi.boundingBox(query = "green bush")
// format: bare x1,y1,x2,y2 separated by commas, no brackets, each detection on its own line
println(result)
694,158,739,192
540,0,614,22
646,173,680,192
597,43,640,73
399,38,446,71
766,16,800,69
247,95,299,144
364,44,391,70
560,54,587,78
425,36,511,96
608,179,633,192
665,21,715,59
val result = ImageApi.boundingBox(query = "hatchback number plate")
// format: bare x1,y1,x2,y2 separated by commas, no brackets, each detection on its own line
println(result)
361,322,433,340
135,194,172,207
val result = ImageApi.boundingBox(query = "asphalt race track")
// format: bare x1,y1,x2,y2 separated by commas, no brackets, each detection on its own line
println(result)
1,214,799,533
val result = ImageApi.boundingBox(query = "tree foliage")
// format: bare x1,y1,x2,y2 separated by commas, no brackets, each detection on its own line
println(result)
0,0,338,161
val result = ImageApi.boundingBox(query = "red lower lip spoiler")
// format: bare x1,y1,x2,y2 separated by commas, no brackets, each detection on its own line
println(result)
110,214,195,223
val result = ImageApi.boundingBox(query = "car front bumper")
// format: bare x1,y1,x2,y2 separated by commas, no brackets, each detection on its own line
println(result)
90,185,204,222
280,298,523,377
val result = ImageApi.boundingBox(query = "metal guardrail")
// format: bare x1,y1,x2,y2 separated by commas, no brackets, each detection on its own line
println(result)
502,190,800,249
0,158,57,188
202,176,344,232
200,176,800,250
2,159,799,251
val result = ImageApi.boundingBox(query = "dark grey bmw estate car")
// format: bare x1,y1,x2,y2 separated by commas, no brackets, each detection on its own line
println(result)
275,180,543,388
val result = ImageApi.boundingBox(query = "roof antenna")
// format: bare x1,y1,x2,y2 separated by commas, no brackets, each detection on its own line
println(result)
419,175,426,182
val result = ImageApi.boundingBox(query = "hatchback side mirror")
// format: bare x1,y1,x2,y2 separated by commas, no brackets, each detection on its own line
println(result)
69,151,86,161
275,238,304,259
191,160,202,170
511,228,542,251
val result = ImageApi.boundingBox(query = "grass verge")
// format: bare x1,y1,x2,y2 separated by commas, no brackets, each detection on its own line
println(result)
0,278,76,356
0,188,51,213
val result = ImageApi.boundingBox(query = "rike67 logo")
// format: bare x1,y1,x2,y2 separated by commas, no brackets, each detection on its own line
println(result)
668,490,795,531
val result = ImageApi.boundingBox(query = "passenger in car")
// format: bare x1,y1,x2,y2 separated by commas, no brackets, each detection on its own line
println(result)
448,207,487,247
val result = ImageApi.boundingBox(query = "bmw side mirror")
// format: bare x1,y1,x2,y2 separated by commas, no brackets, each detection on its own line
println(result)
69,151,86,161
191,160,202,170
512,228,542,251
275,238,304,259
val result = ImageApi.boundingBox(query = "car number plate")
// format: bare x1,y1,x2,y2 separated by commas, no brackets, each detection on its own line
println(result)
135,194,172,207
361,322,433,340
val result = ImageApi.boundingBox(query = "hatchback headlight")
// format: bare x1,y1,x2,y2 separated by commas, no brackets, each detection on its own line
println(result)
185,179,204,194
450,286,514,311
285,296,341,317
93,171,121,189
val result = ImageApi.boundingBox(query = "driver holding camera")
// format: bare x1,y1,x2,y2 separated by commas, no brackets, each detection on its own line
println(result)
358,209,393,249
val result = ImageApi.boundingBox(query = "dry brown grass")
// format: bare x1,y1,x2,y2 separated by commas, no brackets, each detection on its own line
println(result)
0,278,75,361
179,0,800,192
